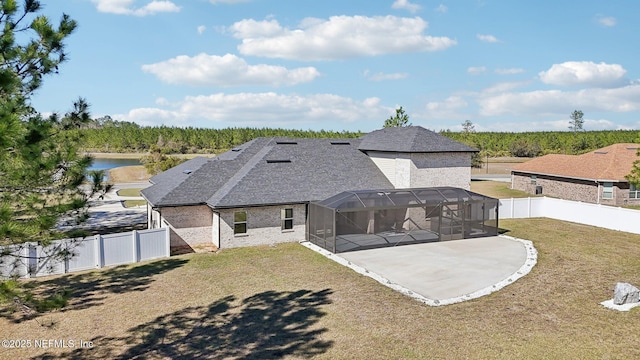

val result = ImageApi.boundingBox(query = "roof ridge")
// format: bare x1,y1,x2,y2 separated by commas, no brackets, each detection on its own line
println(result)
206,139,275,207
149,157,211,205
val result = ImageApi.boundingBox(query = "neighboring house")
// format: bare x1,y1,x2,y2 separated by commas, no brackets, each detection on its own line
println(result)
141,126,478,252
511,143,640,206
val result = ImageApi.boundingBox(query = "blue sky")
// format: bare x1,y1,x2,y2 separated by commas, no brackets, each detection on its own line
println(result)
31,0,640,132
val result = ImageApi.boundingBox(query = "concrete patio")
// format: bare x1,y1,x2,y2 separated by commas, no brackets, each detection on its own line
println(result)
301,235,537,306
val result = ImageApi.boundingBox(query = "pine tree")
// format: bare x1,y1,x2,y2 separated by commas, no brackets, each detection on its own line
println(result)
383,106,411,128
1,1,108,305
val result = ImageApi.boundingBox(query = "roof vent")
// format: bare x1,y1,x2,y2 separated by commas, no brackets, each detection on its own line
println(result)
594,151,608,154
330,141,351,145
231,148,242,152
266,159,291,163
183,170,193,174
626,147,639,151
276,141,298,145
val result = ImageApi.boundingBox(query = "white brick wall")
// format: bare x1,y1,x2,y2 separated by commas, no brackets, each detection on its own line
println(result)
368,151,472,190
158,205,213,248
409,153,472,190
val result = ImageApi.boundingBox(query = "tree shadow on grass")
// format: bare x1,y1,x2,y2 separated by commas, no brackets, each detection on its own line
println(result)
2,258,188,323
42,289,334,360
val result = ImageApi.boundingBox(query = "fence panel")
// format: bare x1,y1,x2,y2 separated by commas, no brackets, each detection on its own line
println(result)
501,197,640,235
0,245,29,278
138,228,169,261
1,227,169,279
32,241,66,277
102,232,136,267
67,237,99,272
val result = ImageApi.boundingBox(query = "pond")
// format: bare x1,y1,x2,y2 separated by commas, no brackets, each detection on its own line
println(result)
89,158,142,172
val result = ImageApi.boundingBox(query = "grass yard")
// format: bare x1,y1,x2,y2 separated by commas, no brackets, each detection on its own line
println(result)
1,219,639,359
471,180,534,199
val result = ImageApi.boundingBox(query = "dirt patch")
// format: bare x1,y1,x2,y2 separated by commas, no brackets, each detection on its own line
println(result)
108,165,151,183
472,157,530,175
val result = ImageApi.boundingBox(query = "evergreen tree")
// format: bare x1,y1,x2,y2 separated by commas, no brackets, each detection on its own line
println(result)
383,106,411,128
1,1,108,307
625,149,640,187
569,110,585,132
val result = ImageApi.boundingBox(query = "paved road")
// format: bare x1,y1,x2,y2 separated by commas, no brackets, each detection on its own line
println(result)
471,174,511,182
59,183,149,232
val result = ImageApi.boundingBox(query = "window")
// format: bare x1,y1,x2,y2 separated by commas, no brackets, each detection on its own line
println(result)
602,182,613,200
234,211,247,234
530,175,537,184
630,184,640,199
281,208,294,230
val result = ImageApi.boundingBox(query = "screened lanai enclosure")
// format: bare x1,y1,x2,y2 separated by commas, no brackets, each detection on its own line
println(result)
307,187,499,253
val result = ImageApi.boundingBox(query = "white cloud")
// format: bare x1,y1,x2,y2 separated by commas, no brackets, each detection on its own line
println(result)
426,96,468,112
495,68,524,75
467,66,486,75
365,71,409,81
539,61,627,87
115,93,389,128
478,84,640,117
197,25,206,35
91,0,180,16
435,4,448,13
476,34,500,43
229,16,456,61
392,0,421,13
483,81,531,94
141,53,320,87
596,15,616,27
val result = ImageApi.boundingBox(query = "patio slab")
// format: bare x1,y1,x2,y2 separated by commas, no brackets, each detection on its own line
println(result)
301,235,537,306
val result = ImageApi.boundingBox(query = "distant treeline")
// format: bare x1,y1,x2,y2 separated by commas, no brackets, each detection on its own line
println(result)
72,121,640,157
72,122,363,154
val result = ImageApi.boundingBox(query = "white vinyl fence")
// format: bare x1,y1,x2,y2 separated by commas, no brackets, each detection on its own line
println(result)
1,227,169,279
500,197,640,235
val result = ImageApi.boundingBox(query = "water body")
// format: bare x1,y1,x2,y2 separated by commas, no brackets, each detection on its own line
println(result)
89,158,142,172
88,158,142,181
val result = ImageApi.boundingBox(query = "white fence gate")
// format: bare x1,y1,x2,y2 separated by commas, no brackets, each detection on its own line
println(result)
499,197,640,235
1,227,169,279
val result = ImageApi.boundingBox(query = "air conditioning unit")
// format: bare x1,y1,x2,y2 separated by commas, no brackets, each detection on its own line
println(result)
535,185,543,195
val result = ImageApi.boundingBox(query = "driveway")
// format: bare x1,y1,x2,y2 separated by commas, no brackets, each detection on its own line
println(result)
58,184,149,232
302,235,537,306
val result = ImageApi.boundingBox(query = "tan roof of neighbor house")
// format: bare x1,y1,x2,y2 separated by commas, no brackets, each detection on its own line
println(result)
511,143,640,181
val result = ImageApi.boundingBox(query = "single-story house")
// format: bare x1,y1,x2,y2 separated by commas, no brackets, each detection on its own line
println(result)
141,126,496,253
511,143,640,206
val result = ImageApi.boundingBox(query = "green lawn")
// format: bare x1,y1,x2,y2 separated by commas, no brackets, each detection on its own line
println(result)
471,180,535,198
116,188,142,197
1,218,639,359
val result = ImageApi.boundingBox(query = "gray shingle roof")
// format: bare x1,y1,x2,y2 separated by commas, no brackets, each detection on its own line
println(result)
358,126,478,153
141,126,476,208
142,137,393,208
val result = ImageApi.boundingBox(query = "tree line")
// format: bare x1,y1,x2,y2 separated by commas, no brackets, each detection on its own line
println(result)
72,123,640,157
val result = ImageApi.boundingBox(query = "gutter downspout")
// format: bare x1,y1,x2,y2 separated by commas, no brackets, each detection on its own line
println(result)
596,180,600,204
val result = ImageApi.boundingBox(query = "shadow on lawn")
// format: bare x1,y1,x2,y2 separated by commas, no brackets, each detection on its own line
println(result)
42,289,334,359
2,258,187,323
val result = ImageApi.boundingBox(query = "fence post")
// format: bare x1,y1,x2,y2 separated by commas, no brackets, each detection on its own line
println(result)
132,230,139,263
510,198,514,218
165,227,170,257
64,240,69,274
94,234,102,269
